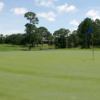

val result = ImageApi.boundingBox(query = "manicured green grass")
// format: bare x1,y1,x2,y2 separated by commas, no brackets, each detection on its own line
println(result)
0,50,100,100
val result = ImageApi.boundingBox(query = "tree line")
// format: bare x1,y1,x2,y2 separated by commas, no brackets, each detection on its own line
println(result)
0,12,100,50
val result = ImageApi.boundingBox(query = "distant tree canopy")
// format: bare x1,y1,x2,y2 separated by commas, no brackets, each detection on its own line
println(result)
77,18,94,48
0,11,100,49
37,27,52,44
53,28,70,48
68,30,79,48
77,17,100,48
24,12,39,25
93,19,100,46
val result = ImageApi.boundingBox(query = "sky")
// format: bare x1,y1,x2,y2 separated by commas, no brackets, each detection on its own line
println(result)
0,0,100,34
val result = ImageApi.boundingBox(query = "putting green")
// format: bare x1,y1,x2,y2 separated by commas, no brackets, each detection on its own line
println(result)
0,50,100,100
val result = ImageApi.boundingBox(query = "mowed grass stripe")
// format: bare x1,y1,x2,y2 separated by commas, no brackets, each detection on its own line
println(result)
0,50,100,100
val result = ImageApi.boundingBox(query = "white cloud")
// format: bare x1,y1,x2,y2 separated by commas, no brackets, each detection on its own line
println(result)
35,0,57,7
11,7,28,15
0,1,4,12
57,3,76,13
37,11,56,22
86,9,100,20
70,19,79,26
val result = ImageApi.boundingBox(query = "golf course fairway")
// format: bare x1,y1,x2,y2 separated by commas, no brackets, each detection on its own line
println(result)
0,50,100,100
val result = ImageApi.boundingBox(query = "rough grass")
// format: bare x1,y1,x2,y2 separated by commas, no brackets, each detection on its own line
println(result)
0,44,25,51
0,44,54,51
0,50,100,100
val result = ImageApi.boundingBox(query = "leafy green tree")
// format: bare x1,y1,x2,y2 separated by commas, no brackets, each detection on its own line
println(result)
93,19,100,46
53,28,70,37
53,28,70,48
68,30,79,48
37,27,52,45
77,18,94,48
25,24,37,46
5,33,25,45
0,34,4,44
24,12,38,24
24,12,39,50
